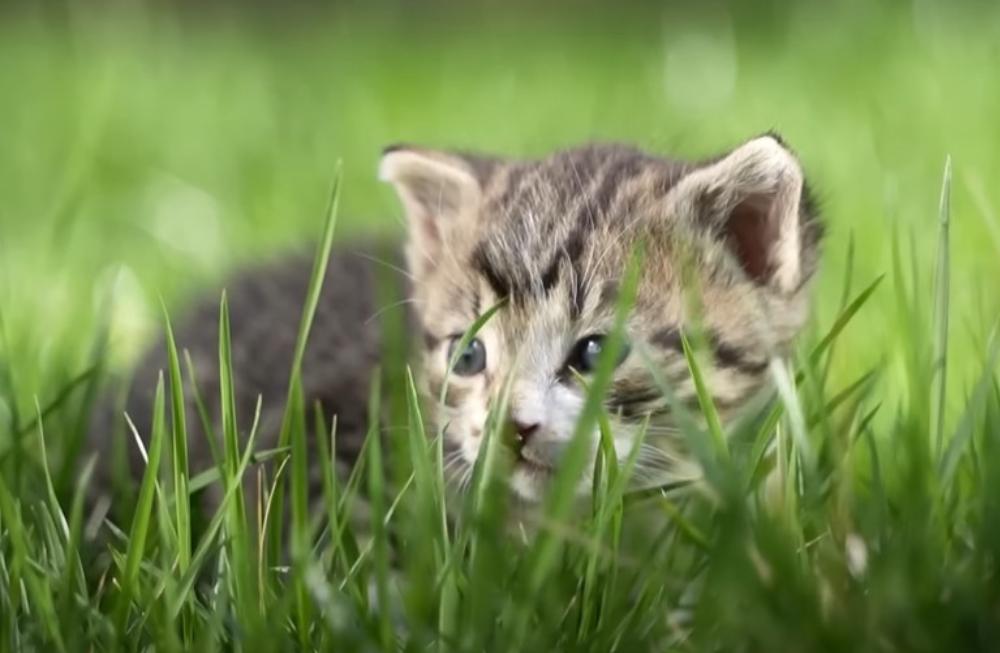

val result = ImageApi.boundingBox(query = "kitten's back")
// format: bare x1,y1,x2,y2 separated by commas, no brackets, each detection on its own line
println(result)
90,239,411,507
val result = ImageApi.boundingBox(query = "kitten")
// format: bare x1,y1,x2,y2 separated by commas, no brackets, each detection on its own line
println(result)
94,134,821,511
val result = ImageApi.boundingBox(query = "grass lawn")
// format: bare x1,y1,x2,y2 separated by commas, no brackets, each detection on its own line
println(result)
1,0,999,649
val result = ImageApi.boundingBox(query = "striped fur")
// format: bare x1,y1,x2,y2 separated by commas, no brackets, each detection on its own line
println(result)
382,135,822,501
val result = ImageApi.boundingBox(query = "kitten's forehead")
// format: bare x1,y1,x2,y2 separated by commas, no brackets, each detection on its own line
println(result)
484,144,686,229
468,144,686,313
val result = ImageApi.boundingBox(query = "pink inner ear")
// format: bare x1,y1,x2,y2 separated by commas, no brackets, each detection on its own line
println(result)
725,192,778,284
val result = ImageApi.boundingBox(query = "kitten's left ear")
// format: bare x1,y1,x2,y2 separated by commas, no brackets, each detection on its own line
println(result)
670,134,818,293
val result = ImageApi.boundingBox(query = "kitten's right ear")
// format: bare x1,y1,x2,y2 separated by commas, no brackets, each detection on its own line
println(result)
379,146,486,277
667,135,818,294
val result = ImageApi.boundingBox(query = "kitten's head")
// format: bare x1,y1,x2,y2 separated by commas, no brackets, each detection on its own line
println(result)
380,136,822,502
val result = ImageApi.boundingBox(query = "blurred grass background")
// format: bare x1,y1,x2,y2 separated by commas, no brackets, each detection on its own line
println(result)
1,0,999,436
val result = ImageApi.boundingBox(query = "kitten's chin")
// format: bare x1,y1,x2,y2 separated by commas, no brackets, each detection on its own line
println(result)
508,474,539,502
508,461,552,503
508,460,592,503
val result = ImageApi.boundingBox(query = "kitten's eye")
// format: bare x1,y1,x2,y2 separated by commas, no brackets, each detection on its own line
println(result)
567,334,630,374
447,337,487,376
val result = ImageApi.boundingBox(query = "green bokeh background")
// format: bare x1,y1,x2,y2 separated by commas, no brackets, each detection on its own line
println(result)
1,0,998,427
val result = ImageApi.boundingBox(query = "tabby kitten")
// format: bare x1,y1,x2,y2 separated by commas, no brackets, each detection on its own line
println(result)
103,134,821,508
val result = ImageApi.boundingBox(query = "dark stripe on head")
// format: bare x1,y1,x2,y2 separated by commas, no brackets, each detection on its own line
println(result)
563,223,587,267
495,164,532,213
652,166,684,197
570,275,586,320
651,327,683,352
579,155,643,226
541,253,561,293
562,225,589,320
598,281,619,312
472,288,482,316
471,244,511,299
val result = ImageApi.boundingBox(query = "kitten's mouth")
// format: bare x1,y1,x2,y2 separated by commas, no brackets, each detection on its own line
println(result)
514,451,554,476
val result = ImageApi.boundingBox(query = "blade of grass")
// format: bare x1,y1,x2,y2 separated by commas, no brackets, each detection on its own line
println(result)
403,367,445,579
59,455,96,626
114,373,166,635
32,398,69,539
820,233,856,386
364,373,393,650
0,305,24,490
183,349,223,467
162,303,192,580
13,366,98,440
931,156,952,458
288,374,312,647
939,328,999,488
579,413,648,640
807,368,879,427
217,291,255,628
770,358,814,474
168,396,263,618
806,275,884,370
269,164,342,566
312,409,364,610
187,446,290,494
433,299,506,652
680,331,729,463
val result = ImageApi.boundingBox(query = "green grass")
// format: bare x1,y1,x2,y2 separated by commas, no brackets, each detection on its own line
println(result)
2,0,1000,650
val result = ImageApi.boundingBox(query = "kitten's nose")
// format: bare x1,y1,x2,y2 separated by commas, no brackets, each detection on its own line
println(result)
512,420,540,444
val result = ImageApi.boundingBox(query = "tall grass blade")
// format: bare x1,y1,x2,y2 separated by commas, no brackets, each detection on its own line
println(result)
168,397,263,618
217,292,254,628
939,329,998,488
288,375,312,646
931,156,952,458
680,331,728,463
269,163,342,567
162,304,192,578
59,455,95,629
363,373,393,649
115,373,166,635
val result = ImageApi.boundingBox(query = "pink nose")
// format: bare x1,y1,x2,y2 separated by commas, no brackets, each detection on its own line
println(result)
512,420,540,444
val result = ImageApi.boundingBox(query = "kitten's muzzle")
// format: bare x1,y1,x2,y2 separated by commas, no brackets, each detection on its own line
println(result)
512,420,540,444
507,419,544,464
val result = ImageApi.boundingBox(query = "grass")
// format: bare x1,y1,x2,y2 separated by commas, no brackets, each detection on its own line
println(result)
1,141,998,652
2,0,1000,650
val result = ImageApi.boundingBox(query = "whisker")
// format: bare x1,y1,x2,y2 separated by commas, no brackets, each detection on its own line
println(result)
443,458,466,478
356,252,416,282
365,297,422,325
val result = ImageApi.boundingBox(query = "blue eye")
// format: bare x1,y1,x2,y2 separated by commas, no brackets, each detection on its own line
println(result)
567,334,629,374
447,337,487,376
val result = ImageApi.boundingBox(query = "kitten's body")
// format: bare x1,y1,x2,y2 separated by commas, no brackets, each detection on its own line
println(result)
92,137,822,513
92,242,412,511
